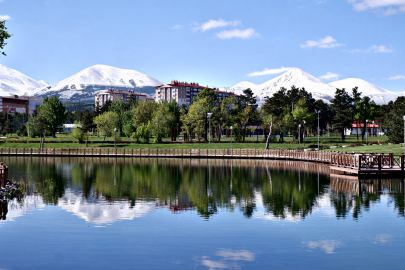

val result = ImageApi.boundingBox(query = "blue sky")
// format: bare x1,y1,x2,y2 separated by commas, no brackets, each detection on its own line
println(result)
0,0,404,91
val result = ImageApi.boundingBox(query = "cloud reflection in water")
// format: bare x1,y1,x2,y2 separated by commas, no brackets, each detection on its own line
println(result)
200,249,255,270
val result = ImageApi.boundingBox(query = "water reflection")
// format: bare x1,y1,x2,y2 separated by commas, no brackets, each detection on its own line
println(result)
200,249,255,270
3,156,405,224
330,175,405,219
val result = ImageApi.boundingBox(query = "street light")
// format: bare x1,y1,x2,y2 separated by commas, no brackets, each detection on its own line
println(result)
230,126,233,153
366,119,368,145
315,110,320,151
207,112,212,143
372,120,374,145
403,116,405,155
114,128,117,150
298,124,301,149
303,120,306,148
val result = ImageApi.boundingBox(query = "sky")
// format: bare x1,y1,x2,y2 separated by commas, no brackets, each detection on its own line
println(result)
0,0,404,91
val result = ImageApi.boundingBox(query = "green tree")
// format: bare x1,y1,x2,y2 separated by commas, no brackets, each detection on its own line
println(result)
0,20,11,57
94,111,119,140
81,109,93,146
150,101,175,142
72,121,85,143
212,95,237,141
37,96,67,137
133,101,156,129
185,97,210,141
330,88,353,141
354,96,380,140
382,96,405,143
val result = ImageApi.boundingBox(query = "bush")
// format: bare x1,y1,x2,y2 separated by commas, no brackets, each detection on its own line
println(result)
72,126,85,143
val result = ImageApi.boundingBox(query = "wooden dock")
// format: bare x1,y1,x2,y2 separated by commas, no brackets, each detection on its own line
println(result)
0,147,404,178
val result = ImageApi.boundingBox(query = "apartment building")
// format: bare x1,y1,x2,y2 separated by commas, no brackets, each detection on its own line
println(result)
0,95,43,115
155,81,238,106
95,88,148,108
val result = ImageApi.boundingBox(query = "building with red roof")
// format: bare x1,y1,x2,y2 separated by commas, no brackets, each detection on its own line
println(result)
155,80,239,106
95,88,148,108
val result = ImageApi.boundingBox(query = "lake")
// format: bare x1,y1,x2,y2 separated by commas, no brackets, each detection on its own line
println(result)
0,156,404,270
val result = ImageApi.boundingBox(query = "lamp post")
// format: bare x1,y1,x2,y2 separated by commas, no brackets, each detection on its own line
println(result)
366,120,368,145
230,126,233,152
372,120,374,145
315,110,320,151
298,124,301,149
403,116,405,155
303,120,306,149
207,112,212,143
114,128,117,150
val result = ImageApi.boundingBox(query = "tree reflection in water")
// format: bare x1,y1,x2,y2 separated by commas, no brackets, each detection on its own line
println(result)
3,156,405,221
330,176,405,220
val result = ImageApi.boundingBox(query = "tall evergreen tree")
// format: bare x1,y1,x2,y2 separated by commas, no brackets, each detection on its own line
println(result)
330,88,353,141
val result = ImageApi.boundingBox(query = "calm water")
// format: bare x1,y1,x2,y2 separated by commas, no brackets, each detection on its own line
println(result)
1,156,405,270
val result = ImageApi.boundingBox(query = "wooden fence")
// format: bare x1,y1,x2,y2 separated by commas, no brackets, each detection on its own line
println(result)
0,148,404,173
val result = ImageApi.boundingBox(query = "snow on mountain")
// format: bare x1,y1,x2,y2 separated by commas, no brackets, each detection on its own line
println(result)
34,64,164,102
251,68,337,105
329,78,399,105
225,68,398,105
0,64,46,96
38,80,49,86
223,81,257,95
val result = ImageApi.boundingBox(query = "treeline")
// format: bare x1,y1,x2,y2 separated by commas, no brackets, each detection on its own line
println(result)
3,86,405,145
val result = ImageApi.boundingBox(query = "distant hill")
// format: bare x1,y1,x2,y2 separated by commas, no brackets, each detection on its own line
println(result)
33,64,163,102
63,102,95,112
226,68,401,105
0,64,48,96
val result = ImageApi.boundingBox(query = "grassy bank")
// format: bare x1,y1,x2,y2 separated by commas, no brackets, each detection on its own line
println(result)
0,133,395,152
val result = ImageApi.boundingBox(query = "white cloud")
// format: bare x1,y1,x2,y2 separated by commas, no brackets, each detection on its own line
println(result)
197,18,241,32
0,15,11,20
247,67,292,77
319,72,340,81
172,25,182,30
344,45,394,53
348,0,405,15
389,75,405,80
216,28,259,40
300,36,345,49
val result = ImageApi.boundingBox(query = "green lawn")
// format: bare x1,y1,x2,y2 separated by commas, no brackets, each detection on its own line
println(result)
0,133,396,152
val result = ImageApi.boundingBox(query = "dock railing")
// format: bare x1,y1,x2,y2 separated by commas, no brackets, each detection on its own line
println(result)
330,152,405,171
1,147,404,171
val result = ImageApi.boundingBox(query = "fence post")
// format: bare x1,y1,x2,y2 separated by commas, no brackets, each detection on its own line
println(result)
378,155,382,171
402,155,405,171
358,155,362,171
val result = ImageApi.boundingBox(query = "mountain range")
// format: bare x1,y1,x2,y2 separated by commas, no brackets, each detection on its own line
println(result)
0,64,403,105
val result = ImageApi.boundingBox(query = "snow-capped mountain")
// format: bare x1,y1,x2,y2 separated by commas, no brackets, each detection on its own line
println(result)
0,64,48,96
220,81,257,95
34,64,164,102
329,78,399,105
250,68,337,105
224,68,400,105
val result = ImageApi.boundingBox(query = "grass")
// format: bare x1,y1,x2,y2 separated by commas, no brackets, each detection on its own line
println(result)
0,133,396,152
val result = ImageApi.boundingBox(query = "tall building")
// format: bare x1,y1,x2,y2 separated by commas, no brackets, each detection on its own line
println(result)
0,95,43,115
95,88,148,108
155,80,238,106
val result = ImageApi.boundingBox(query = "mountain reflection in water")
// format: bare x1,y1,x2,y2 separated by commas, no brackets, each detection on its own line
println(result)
2,156,405,224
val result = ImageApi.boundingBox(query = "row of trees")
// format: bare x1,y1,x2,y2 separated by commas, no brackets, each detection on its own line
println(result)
5,85,405,146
